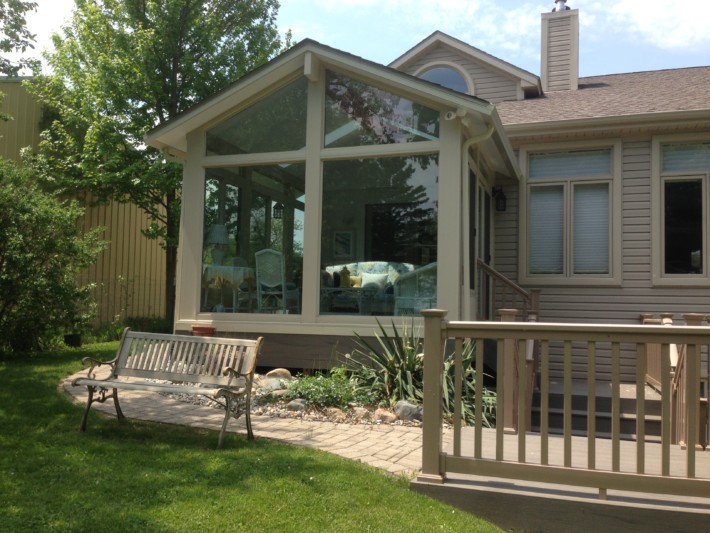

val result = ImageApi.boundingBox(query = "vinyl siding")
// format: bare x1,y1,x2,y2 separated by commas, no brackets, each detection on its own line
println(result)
401,43,520,102
494,139,710,382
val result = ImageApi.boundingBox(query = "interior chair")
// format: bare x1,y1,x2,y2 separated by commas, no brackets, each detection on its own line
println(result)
255,249,300,313
393,262,437,316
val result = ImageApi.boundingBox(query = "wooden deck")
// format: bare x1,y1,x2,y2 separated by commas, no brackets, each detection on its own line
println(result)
412,429,710,533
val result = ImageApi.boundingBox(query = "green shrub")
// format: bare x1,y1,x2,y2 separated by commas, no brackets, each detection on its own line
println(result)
286,371,368,409
346,319,496,427
122,316,173,333
0,159,105,353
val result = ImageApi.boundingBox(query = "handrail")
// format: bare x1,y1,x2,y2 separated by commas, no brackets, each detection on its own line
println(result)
419,309,710,500
476,259,540,321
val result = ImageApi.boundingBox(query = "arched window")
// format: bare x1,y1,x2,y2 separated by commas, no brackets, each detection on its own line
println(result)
419,67,469,94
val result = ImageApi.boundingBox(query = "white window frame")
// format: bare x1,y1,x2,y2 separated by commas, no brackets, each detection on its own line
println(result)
518,140,622,286
652,134,710,287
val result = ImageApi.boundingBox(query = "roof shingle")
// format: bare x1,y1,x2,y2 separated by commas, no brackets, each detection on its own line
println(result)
496,67,710,125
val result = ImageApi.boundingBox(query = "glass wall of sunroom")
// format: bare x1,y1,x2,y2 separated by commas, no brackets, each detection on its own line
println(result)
200,70,440,316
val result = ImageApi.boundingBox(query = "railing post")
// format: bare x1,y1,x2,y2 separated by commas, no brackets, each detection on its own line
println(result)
499,308,518,434
418,309,448,483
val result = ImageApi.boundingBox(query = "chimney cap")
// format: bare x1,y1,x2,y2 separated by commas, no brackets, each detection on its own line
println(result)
553,0,570,11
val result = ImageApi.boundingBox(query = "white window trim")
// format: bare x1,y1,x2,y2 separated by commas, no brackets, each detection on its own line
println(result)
518,140,622,287
651,134,710,287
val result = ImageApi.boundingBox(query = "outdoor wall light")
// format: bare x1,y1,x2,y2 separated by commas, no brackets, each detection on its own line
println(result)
273,202,284,219
492,187,507,212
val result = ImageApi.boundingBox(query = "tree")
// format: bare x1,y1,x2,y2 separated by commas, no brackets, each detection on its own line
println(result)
0,0,37,120
0,158,105,352
27,0,289,321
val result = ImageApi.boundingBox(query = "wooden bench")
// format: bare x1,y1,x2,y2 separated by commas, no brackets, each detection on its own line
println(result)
72,328,263,448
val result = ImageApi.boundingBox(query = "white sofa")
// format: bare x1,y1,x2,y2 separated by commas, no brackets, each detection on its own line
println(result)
321,261,414,314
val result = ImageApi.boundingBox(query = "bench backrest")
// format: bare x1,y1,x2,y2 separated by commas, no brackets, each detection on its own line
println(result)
112,328,262,387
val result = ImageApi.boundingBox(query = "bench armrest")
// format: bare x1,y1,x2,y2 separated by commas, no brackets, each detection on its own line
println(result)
81,356,118,379
222,366,254,386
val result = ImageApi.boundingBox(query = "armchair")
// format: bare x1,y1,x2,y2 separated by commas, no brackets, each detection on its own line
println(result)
255,249,300,313
393,262,437,316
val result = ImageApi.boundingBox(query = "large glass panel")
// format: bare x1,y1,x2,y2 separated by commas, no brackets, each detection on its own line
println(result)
573,183,609,274
529,186,564,274
664,179,703,274
206,77,308,155
419,67,469,93
324,70,439,148
201,164,305,313
320,155,438,316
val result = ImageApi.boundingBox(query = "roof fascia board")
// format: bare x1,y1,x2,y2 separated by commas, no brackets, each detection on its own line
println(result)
503,110,710,138
390,32,541,91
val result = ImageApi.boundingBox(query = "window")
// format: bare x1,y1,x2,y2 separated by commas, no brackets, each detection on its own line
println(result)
320,156,438,316
419,66,470,94
654,140,710,283
201,165,305,314
523,146,619,283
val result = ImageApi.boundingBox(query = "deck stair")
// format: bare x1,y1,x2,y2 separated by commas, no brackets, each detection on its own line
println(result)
530,381,663,442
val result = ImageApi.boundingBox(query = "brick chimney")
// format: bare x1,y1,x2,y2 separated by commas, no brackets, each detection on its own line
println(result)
541,0,579,92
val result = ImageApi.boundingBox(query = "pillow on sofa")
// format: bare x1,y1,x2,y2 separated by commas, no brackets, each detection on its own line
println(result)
361,272,388,290
350,275,362,288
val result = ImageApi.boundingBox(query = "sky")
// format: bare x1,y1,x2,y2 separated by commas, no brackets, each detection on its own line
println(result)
18,0,710,78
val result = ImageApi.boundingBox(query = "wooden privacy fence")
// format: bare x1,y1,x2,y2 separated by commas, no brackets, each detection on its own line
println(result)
419,309,710,500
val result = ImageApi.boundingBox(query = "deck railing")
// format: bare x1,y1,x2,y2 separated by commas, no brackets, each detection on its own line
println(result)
419,309,710,500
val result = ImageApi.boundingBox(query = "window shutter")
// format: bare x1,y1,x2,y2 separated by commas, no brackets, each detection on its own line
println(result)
573,183,609,274
530,186,564,274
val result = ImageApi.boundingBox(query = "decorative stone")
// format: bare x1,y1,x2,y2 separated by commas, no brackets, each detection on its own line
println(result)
394,400,423,421
286,398,308,412
374,408,397,423
325,407,346,423
266,368,293,380
352,406,371,420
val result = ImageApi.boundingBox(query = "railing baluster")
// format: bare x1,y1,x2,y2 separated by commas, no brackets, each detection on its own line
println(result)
564,340,572,468
453,337,463,457
496,337,505,461
518,338,527,463
661,343,671,476
636,343,646,474
474,337,483,459
587,341,596,470
612,342,621,472
541,340,549,466
686,342,698,478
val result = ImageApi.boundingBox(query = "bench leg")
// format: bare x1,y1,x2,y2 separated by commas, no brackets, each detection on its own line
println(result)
112,388,125,421
79,386,95,431
217,397,232,449
244,396,254,440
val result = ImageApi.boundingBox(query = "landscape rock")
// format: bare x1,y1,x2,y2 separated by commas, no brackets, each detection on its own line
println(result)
394,400,423,421
324,407,347,423
374,408,397,423
266,368,293,380
352,406,371,420
286,398,308,412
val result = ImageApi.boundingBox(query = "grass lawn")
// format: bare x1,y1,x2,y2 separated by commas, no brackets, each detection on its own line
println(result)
0,342,501,532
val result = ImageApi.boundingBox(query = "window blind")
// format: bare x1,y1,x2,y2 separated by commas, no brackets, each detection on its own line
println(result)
530,186,564,274
573,183,609,274
529,149,611,180
662,143,710,173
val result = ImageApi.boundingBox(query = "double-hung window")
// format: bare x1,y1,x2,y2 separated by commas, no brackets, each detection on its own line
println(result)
522,144,620,284
653,139,710,285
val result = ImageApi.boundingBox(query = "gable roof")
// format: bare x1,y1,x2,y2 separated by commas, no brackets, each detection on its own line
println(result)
496,67,710,133
146,38,521,179
390,31,542,97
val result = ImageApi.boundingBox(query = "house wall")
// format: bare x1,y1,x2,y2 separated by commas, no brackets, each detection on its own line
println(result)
498,133,710,381
399,43,520,103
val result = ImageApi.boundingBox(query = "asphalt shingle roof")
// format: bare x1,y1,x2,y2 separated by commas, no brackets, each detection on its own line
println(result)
496,67,710,126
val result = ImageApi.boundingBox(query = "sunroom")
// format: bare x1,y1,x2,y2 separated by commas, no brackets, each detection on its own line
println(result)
146,40,520,367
